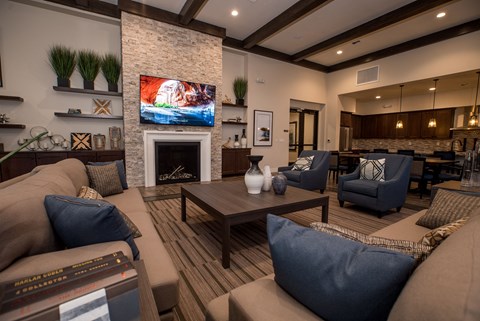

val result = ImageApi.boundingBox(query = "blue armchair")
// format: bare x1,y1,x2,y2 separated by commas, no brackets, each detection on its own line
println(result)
337,153,412,216
278,150,330,193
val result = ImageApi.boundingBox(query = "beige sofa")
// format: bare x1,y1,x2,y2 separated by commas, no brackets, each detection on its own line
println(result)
205,201,480,321
0,158,179,321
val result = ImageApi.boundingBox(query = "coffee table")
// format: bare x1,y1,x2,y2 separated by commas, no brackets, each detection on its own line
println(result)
181,180,329,268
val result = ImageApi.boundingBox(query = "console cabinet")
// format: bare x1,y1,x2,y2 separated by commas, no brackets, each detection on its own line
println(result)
222,148,251,176
0,150,124,182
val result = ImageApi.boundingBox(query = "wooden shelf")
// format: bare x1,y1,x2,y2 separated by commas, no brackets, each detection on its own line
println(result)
222,121,247,125
222,102,247,108
0,123,26,128
54,112,123,120
0,95,24,102
53,86,122,97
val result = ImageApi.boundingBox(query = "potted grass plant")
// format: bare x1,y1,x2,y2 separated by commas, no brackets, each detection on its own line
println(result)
101,54,122,92
77,50,101,90
48,45,76,88
233,77,248,106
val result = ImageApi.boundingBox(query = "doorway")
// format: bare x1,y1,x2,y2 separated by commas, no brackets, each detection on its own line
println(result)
289,108,319,163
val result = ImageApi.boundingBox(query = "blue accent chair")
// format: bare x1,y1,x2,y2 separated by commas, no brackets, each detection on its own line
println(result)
278,150,330,193
337,153,412,216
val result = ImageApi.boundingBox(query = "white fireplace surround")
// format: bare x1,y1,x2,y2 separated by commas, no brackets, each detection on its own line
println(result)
144,130,212,187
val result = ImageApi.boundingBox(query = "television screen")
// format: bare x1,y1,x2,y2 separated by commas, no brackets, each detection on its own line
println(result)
140,75,216,127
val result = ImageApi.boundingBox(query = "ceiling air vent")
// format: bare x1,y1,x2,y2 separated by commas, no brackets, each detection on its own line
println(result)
356,66,379,85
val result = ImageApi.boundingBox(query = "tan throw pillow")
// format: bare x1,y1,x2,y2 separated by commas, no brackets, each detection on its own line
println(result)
416,189,480,229
77,186,142,238
310,222,433,264
420,217,469,248
86,163,123,197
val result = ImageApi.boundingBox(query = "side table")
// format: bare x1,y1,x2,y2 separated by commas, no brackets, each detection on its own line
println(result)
133,260,160,321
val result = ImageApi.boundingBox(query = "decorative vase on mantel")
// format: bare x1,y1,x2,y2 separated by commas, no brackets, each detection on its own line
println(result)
244,155,264,194
233,135,240,148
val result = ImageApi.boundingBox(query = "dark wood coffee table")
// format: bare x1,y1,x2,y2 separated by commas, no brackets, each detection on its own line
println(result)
181,180,329,268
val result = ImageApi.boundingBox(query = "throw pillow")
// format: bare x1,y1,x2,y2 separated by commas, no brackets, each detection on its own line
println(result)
86,163,123,197
88,160,128,189
77,186,142,238
44,195,139,260
310,222,433,264
416,189,480,229
359,158,385,181
420,217,469,248
292,156,314,171
268,215,415,321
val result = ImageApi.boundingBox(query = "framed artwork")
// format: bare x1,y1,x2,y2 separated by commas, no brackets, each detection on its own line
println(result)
93,99,112,115
253,110,273,146
289,121,297,150
71,133,92,150
0,55,3,87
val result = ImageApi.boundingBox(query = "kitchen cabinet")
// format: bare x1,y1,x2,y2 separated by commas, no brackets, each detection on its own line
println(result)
340,112,352,127
352,115,362,139
361,115,377,138
222,148,251,176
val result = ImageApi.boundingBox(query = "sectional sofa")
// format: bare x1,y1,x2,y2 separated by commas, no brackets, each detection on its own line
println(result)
205,190,480,321
0,158,179,321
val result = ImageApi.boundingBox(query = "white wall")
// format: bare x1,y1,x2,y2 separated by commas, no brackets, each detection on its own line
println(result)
0,1,121,151
222,49,327,171
326,31,480,148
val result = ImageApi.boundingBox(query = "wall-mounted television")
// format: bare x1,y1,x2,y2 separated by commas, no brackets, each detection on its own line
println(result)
140,75,216,127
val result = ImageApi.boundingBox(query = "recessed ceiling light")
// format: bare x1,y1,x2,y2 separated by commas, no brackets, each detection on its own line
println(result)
436,12,446,18
231,10,238,16
375,95,381,99
336,50,343,55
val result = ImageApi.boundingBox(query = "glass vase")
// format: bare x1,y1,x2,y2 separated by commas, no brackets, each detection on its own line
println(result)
244,155,264,194
461,150,474,187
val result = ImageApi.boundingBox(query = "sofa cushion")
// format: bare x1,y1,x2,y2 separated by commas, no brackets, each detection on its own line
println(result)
292,156,314,171
88,160,128,189
77,186,142,238
416,189,480,229
44,195,139,260
343,179,379,197
86,163,124,197
359,158,385,181
388,214,480,321
310,222,432,264
419,217,468,248
267,215,415,321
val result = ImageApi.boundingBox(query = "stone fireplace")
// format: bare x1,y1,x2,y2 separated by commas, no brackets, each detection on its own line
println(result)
144,130,211,187
155,142,200,185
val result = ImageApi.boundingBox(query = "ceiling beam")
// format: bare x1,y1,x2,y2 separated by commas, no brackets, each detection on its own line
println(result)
327,19,480,72
223,37,328,72
179,0,209,25
242,0,333,49
292,0,456,62
118,0,225,39
44,0,120,18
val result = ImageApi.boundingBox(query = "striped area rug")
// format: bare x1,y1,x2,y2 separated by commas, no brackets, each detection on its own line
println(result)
145,190,419,321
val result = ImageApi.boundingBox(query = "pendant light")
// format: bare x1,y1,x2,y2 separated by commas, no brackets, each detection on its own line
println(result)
428,79,438,128
468,71,480,127
396,84,404,129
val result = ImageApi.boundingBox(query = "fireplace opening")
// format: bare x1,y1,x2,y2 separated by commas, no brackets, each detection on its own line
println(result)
155,142,200,185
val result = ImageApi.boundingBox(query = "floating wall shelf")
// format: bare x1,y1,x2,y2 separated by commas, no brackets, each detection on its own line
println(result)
54,112,123,120
222,102,247,108
53,86,122,97
0,95,24,102
0,124,26,128
222,121,247,125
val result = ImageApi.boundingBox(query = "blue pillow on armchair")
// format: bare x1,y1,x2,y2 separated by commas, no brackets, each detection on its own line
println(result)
44,195,139,260
267,214,414,321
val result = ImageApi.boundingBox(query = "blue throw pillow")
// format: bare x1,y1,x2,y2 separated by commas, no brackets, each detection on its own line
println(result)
267,214,414,321
44,195,139,260
88,160,128,189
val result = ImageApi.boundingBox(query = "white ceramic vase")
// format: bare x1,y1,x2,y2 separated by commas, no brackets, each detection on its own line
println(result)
262,165,272,191
244,155,264,194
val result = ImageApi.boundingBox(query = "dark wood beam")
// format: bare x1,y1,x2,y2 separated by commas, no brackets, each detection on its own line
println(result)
243,0,333,49
223,37,328,72
292,0,456,62
179,0,209,25
327,19,480,72
118,0,225,39
44,0,120,18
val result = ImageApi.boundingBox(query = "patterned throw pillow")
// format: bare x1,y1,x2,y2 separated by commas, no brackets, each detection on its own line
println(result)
77,186,142,238
310,222,433,264
416,189,480,229
359,158,385,181
292,156,315,171
420,217,469,248
86,163,123,197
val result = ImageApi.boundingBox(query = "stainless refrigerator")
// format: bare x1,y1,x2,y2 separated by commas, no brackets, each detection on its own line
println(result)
339,127,353,152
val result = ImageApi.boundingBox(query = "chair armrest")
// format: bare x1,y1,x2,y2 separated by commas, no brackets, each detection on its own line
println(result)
278,165,294,172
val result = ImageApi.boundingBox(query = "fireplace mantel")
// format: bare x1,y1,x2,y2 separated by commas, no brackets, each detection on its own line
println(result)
144,131,211,187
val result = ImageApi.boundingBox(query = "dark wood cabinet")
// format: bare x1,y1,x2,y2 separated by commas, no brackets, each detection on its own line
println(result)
406,111,422,138
433,108,454,139
352,115,362,139
377,114,397,139
361,115,377,138
394,113,409,138
0,150,125,182
340,112,352,127
222,148,251,176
